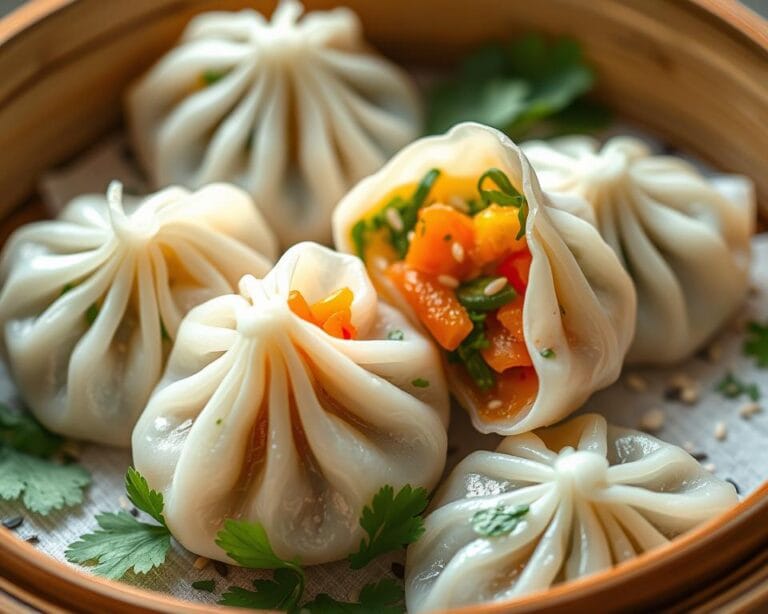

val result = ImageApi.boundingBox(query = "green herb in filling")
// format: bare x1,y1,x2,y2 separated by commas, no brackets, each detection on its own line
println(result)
456,276,516,312
449,311,495,391
387,329,405,341
471,504,530,537
412,378,430,388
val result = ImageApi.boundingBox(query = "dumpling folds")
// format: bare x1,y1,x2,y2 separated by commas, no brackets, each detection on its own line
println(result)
406,413,738,613
0,182,277,446
132,242,449,565
126,0,421,247
522,136,754,364
334,122,636,435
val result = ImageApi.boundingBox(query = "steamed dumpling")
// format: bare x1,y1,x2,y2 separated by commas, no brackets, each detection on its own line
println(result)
333,123,636,435
126,0,421,247
0,182,277,446
405,413,738,613
522,136,754,364
132,242,449,565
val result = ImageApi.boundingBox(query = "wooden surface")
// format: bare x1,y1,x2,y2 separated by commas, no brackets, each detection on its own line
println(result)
0,0,766,612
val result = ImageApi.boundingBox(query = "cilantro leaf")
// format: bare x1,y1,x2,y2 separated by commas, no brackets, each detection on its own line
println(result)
219,568,303,610
744,321,768,367
716,372,761,401
125,467,166,527
348,484,429,569
0,446,90,514
215,519,303,574
471,504,530,537
303,578,405,613
0,404,62,457
65,511,171,579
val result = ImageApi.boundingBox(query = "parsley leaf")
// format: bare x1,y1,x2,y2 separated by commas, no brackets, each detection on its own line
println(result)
471,504,530,537
348,484,429,569
125,467,166,527
65,468,171,579
716,372,761,401
65,511,171,579
0,447,90,514
303,578,405,613
192,579,216,593
219,568,303,610
0,403,62,457
744,321,768,367
427,35,607,140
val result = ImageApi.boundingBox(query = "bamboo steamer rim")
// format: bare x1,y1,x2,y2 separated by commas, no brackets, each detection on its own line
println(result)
0,0,766,612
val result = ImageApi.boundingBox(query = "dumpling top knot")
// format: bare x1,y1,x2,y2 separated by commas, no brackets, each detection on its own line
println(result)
105,181,161,245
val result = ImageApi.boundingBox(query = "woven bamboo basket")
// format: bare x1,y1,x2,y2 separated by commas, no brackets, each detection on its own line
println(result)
0,1,766,612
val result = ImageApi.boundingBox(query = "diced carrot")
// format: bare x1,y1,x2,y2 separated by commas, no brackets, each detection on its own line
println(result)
322,309,357,340
310,287,354,324
387,262,473,351
498,250,532,295
472,205,527,266
452,364,538,423
481,314,532,373
288,290,317,324
496,294,525,338
405,204,475,279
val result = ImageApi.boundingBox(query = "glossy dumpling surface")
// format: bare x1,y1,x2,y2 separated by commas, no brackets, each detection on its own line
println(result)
132,242,449,565
0,182,277,445
405,413,738,613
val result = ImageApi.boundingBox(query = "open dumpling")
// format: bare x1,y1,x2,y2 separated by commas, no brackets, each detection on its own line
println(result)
405,413,738,613
333,122,636,435
522,136,754,364
132,242,449,565
0,182,277,446
126,0,421,247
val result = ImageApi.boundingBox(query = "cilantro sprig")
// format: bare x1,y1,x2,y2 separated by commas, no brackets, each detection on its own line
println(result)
427,35,608,139
349,484,429,569
65,468,171,579
744,321,768,367
0,404,90,515
303,578,405,613
220,568,304,610
715,372,761,401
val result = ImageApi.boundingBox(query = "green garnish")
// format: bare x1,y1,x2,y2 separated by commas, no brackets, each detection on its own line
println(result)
160,320,170,341
387,329,405,341
219,568,303,610
65,469,170,579
716,372,760,401
456,276,516,311
471,504,530,537
192,580,216,593
303,578,405,614
85,303,99,326
412,378,430,388
351,169,440,261
0,404,90,515
540,348,556,359
216,519,303,575
201,69,227,86
426,35,607,139
477,168,528,239
348,484,429,569
744,321,768,367
449,311,495,391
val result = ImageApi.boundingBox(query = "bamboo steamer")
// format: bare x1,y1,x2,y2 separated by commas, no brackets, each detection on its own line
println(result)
0,1,766,612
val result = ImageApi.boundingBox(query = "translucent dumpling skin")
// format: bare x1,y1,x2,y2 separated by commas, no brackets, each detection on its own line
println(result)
405,414,738,613
0,182,276,446
127,0,422,247
132,242,448,565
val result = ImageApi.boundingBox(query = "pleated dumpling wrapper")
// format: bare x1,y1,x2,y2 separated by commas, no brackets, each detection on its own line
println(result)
522,136,754,364
132,242,449,565
405,413,738,613
0,182,277,446
333,122,636,435
126,0,421,247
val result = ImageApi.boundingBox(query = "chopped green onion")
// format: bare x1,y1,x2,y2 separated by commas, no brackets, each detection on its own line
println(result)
351,220,368,260
201,69,227,86
387,330,405,341
539,348,555,359
476,168,528,239
449,311,495,391
456,277,516,311
412,378,430,388
85,304,99,326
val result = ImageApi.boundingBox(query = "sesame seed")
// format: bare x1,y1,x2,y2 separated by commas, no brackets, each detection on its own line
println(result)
664,373,699,405
639,408,665,433
437,275,459,289
407,230,415,242
714,421,727,441
193,556,210,570
487,400,503,410
451,242,465,263
739,401,762,419
703,462,717,473
385,208,404,232
624,373,648,393
483,277,508,297
373,256,388,272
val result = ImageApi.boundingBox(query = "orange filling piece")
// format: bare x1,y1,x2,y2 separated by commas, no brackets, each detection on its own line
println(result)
288,287,357,340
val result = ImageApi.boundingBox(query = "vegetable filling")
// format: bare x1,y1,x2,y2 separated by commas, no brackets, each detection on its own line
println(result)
352,168,539,421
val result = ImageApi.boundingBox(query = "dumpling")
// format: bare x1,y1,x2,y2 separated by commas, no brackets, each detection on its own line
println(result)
0,182,277,446
333,122,636,435
522,136,754,364
131,242,449,565
126,0,421,247
405,413,738,613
